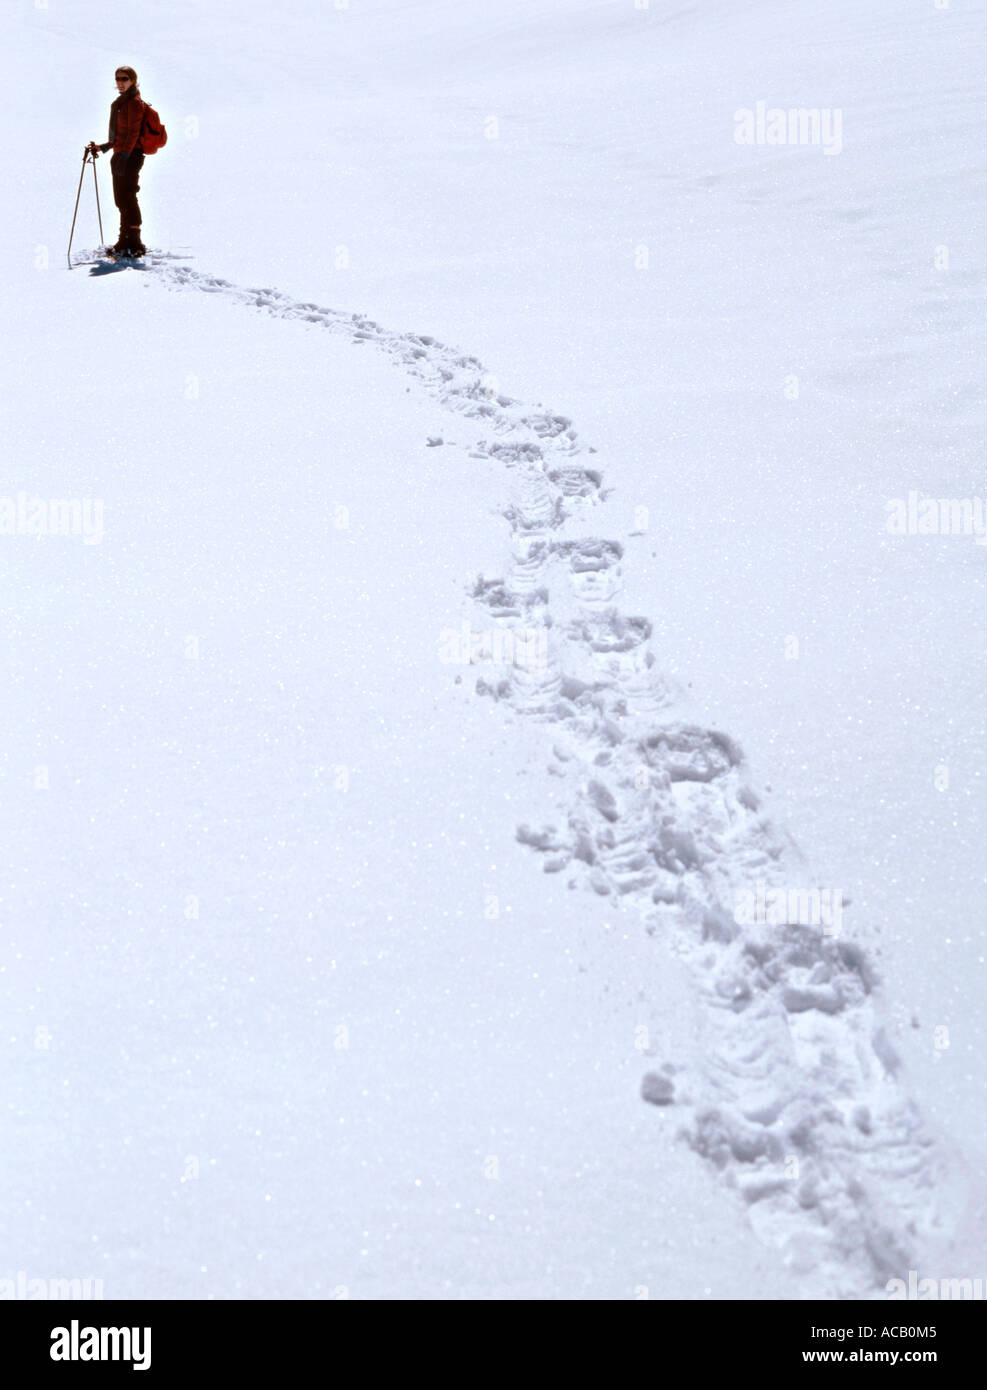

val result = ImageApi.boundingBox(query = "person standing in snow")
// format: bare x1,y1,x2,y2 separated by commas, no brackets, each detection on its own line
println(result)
87,67,147,257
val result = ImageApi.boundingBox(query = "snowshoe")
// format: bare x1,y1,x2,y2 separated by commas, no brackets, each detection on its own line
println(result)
105,241,146,262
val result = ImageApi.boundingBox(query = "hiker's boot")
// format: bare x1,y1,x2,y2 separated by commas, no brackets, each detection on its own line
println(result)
111,220,128,255
126,226,147,258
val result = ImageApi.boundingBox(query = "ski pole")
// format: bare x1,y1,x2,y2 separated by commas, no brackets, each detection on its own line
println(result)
67,147,89,268
91,150,104,247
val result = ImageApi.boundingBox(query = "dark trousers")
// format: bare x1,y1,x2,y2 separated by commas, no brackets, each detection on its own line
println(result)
110,149,145,229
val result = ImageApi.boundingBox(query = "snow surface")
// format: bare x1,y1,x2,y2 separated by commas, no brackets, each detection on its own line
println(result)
3,0,986,1299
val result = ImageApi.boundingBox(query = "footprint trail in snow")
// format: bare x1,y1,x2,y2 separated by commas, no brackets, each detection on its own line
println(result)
85,249,962,1298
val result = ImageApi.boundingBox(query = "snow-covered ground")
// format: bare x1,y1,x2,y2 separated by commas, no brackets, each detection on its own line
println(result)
2,0,985,1299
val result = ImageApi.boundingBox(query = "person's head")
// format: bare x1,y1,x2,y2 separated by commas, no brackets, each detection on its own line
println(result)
114,67,138,93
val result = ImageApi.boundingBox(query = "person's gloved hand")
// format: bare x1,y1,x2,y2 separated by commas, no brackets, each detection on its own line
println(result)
86,141,99,156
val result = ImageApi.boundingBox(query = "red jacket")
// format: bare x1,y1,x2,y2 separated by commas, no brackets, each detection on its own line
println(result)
108,89,146,155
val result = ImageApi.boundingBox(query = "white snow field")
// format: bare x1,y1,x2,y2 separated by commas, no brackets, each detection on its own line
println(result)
2,0,985,1300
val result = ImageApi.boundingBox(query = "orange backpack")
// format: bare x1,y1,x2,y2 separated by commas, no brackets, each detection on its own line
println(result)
139,103,168,155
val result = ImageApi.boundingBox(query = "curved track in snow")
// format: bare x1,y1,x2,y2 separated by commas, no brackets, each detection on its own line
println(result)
78,247,963,1298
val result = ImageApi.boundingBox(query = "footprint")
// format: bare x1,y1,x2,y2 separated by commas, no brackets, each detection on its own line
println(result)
553,538,624,607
